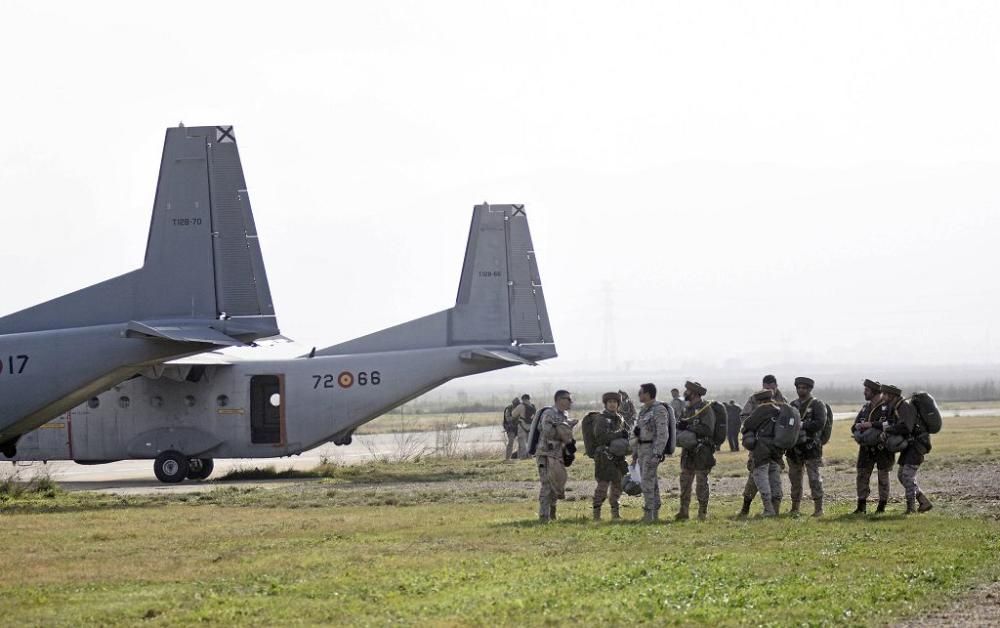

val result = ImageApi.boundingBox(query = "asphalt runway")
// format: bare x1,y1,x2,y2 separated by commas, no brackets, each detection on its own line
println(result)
7,407,997,494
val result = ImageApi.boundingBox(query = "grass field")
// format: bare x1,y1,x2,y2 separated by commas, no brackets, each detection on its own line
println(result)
2,417,1000,626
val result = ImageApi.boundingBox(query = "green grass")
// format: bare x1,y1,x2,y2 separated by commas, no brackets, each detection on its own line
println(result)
2,417,1000,625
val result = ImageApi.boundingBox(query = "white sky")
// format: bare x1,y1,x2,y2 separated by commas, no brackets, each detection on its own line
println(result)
2,1,999,377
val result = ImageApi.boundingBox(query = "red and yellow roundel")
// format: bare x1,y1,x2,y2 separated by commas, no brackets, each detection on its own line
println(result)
337,371,354,388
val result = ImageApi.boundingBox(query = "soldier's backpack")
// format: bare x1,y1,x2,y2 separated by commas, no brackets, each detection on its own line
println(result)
522,402,537,423
772,404,802,450
502,405,517,433
659,402,678,456
821,402,834,445
910,392,942,434
526,406,551,457
710,401,728,448
581,412,603,458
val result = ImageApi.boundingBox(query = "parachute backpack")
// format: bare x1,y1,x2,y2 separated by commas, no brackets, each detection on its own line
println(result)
660,402,678,456
710,401,728,448
910,392,942,434
581,412,603,458
820,402,834,445
772,403,802,450
526,406,552,457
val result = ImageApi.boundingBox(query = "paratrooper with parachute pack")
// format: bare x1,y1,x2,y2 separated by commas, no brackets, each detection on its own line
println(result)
583,392,631,521
736,375,788,518
740,388,801,517
532,390,577,523
503,397,520,460
786,377,831,517
513,393,537,459
851,379,893,514
881,385,935,514
674,381,717,521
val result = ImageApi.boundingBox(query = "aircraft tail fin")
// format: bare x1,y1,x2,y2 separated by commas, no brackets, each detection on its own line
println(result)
0,125,277,342
317,203,555,360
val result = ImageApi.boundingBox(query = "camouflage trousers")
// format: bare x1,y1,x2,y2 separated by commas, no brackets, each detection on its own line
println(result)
504,430,518,460
593,476,623,509
788,458,824,502
637,445,662,512
857,466,891,502
897,464,922,501
743,453,783,502
537,455,567,518
678,468,710,507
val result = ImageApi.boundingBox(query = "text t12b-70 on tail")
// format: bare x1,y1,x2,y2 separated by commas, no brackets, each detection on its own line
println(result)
0,125,279,457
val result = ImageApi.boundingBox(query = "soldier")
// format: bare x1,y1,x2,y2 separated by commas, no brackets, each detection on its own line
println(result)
668,388,685,425
513,393,536,459
633,382,670,522
725,400,741,452
535,390,578,522
740,389,791,517
786,377,828,517
592,392,630,521
618,390,638,431
851,379,892,514
675,381,716,520
735,375,788,518
882,384,933,514
503,397,520,460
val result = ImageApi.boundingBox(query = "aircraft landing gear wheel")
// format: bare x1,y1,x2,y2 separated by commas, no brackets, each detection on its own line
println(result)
186,458,214,480
154,451,189,484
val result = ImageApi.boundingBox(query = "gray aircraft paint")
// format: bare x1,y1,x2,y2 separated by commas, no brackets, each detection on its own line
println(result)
4,205,556,477
0,125,278,453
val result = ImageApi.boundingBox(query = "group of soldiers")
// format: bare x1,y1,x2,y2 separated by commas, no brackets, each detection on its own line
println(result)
510,375,933,523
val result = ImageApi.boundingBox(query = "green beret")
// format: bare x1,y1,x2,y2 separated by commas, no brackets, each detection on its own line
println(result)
794,377,815,388
881,384,902,396
752,389,774,402
863,379,881,393
685,380,707,396
602,392,622,405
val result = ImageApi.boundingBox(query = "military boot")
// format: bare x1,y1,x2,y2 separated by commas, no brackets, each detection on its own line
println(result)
675,501,690,521
905,497,917,514
874,500,887,514
736,497,752,520
762,496,777,517
812,498,824,518
789,500,801,517
916,492,933,513
652,508,660,522
772,498,782,516
550,504,557,521
610,505,621,520
697,502,708,521
642,508,654,523
592,507,601,521
853,499,867,514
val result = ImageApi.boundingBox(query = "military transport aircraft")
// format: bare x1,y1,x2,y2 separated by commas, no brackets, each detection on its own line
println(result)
2,204,556,482
0,125,278,457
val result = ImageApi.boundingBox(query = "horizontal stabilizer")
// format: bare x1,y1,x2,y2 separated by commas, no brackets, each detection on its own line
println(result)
459,349,537,366
125,321,244,347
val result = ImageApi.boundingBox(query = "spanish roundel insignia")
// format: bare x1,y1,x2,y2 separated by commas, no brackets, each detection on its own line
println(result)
338,371,354,388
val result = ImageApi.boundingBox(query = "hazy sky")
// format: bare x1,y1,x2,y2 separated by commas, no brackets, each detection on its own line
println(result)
2,1,999,377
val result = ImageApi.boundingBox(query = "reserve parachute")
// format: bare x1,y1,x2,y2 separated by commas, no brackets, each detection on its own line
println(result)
910,392,942,434
772,404,802,449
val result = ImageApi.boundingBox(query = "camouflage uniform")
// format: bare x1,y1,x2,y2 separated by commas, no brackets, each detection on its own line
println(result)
668,396,685,427
787,397,828,516
741,401,790,516
883,397,932,513
739,389,787,515
851,398,893,512
592,410,629,519
503,401,519,460
635,401,670,521
535,407,575,522
677,400,716,520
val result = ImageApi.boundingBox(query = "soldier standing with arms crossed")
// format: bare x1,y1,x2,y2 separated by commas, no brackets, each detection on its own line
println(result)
851,379,892,514
736,375,787,518
881,385,933,514
675,381,716,521
535,390,577,522
592,392,630,521
787,377,828,517
634,383,669,522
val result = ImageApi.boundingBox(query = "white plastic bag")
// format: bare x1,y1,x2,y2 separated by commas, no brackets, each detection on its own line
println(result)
628,460,641,484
